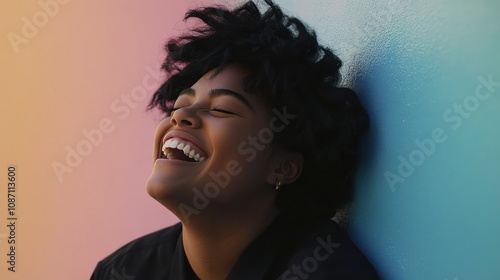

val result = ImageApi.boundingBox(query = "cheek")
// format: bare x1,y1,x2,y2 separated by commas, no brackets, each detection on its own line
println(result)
211,120,263,151
211,121,274,171
154,118,171,140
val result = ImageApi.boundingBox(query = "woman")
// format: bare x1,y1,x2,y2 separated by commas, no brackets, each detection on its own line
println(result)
91,0,379,279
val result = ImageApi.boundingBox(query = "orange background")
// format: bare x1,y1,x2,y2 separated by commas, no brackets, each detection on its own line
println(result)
0,1,225,279
2,0,500,279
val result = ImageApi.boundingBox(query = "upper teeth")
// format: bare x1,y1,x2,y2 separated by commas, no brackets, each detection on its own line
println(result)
162,138,206,162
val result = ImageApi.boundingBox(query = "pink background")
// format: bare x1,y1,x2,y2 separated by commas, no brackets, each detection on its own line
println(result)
0,1,229,279
4,1,500,279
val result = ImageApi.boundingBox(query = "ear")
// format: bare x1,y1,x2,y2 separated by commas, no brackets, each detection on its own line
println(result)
265,152,303,186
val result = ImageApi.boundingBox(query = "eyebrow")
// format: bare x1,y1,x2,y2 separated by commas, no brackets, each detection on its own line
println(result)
178,88,253,111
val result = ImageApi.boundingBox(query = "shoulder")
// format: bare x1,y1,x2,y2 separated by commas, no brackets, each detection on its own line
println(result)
275,218,379,279
90,223,182,279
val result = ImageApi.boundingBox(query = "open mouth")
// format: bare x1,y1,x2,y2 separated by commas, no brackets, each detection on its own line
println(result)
161,138,206,162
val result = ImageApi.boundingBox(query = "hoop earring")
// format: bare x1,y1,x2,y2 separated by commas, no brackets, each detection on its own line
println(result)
275,179,282,191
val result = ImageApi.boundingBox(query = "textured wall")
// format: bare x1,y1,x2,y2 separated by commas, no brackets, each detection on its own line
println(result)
1,0,498,279
274,0,500,279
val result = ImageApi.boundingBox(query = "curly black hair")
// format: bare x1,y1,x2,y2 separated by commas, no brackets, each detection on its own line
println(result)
148,0,369,221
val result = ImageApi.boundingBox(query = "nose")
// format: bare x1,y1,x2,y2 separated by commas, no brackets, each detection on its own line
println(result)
170,107,201,128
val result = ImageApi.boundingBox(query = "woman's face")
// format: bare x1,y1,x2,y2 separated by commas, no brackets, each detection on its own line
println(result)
146,65,286,220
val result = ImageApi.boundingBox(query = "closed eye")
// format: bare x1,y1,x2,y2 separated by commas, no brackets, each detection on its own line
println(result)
166,107,181,117
212,107,235,114
169,107,235,115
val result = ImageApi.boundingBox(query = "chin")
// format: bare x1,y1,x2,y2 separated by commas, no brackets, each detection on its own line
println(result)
146,174,178,199
145,170,194,209
145,175,169,200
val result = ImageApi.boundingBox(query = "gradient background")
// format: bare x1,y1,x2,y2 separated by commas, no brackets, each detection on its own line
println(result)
1,0,499,279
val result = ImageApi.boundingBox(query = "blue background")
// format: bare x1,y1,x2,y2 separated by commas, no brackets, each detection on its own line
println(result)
275,0,500,279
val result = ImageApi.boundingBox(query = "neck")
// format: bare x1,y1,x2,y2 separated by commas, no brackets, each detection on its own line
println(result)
181,204,279,280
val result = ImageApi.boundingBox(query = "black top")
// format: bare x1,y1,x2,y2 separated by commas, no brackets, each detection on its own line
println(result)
90,215,379,279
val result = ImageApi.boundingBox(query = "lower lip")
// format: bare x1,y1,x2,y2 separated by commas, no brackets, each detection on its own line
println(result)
155,158,202,165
